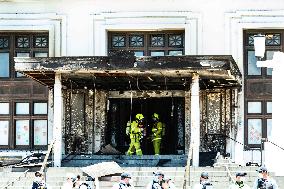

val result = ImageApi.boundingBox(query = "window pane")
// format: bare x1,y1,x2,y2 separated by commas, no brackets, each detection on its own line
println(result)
266,119,272,138
0,37,9,49
267,119,272,138
248,34,254,46
16,102,29,114
129,35,144,47
0,121,9,145
248,119,262,144
266,51,275,75
34,36,48,48
151,35,165,47
112,35,125,47
169,50,183,56
266,34,281,46
0,53,9,77
34,103,47,114
248,102,262,113
247,51,261,75
150,51,165,56
16,37,30,48
16,52,29,77
0,103,9,114
34,120,47,145
267,101,272,113
16,120,29,145
16,52,30,57
168,34,183,47
134,51,144,57
34,52,48,57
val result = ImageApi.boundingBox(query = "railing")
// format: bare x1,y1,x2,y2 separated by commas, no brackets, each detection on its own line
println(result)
0,169,29,189
224,166,235,184
182,147,193,189
40,139,56,173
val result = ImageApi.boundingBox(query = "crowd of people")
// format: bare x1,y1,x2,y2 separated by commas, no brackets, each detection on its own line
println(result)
31,166,278,189
112,171,176,189
111,166,278,189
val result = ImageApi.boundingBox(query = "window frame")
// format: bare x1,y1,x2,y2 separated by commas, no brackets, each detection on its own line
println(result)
108,31,185,56
243,30,280,149
0,31,49,150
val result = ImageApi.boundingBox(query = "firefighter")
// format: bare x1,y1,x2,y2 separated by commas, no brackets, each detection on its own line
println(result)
253,166,278,189
151,113,164,155
126,113,144,156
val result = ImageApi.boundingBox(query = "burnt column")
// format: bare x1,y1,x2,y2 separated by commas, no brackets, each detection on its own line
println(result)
53,73,63,167
94,90,107,153
184,90,191,155
191,73,200,167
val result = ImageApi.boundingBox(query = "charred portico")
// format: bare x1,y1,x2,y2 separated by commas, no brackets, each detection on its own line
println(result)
15,51,241,167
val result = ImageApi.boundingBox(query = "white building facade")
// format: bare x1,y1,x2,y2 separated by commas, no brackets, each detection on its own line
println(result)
1,0,284,172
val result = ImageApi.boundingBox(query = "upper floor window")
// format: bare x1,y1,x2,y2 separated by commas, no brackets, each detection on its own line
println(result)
0,33,49,78
108,31,184,56
243,30,281,149
245,32,281,77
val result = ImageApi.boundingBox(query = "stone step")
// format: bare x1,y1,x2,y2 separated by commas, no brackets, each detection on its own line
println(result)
2,166,284,189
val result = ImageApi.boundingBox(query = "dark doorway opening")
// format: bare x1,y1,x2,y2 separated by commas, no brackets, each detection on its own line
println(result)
106,97,185,155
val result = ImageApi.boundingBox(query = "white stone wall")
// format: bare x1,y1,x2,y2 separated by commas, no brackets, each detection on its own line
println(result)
1,0,284,164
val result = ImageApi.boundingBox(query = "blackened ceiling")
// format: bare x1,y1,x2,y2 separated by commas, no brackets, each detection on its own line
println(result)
14,51,241,91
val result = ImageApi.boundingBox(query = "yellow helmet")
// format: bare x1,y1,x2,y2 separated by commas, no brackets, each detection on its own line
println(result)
135,113,144,120
153,113,159,119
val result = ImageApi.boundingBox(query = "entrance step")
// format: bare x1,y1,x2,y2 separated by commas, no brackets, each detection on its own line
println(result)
1,166,284,189
61,155,187,167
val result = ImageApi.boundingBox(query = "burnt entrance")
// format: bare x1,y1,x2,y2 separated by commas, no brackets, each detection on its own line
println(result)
106,97,185,155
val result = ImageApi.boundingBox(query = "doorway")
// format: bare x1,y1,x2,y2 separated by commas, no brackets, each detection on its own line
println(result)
106,97,185,155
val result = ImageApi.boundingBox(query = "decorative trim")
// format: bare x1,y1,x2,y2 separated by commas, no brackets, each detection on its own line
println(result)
0,13,67,56
91,11,202,56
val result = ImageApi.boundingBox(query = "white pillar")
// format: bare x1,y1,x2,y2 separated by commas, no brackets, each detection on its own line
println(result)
53,73,63,167
48,89,54,144
234,91,245,166
190,73,200,167
257,52,284,175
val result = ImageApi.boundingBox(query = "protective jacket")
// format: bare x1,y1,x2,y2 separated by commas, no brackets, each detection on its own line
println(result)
126,120,143,155
152,121,163,155
152,122,163,140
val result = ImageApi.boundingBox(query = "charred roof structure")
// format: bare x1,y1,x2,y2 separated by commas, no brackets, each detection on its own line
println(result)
15,51,241,91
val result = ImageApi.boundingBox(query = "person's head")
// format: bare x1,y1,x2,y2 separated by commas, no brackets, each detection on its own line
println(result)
235,172,247,182
35,171,42,177
152,113,159,122
34,171,43,182
135,113,144,122
76,175,81,180
121,172,131,184
154,171,165,181
66,173,76,183
257,166,268,178
200,172,209,182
